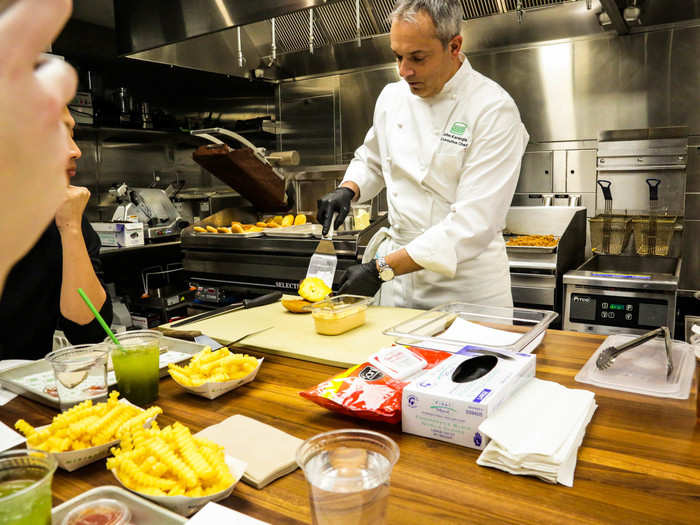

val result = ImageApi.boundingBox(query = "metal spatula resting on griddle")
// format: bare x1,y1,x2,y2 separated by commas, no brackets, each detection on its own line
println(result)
306,213,338,289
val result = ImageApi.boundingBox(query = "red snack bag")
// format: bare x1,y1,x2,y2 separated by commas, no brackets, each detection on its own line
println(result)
300,346,452,424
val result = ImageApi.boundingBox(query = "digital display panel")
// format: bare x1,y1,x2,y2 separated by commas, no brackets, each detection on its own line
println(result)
609,304,625,310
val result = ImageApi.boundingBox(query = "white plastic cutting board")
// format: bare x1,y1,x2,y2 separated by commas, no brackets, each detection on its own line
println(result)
163,303,423,368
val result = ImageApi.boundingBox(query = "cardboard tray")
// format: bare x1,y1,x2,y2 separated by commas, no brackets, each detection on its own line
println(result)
52,485,187,524
0,337,205,409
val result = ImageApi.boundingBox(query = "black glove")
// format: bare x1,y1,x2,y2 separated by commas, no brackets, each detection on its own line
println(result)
317,187,355,236
338,261,382,297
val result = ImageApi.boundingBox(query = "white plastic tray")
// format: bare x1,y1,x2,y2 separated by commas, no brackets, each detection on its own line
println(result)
0,337,206,409
575,334,695,398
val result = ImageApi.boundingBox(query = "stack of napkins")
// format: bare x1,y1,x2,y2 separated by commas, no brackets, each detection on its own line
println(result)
196,415,303,489
476,378,596,487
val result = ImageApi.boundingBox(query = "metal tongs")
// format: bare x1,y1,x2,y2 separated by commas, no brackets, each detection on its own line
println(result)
595,326,673,379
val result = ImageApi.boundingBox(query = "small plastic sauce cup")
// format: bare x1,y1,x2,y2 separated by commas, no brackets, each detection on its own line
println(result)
310,295,373,336
61,497,131,525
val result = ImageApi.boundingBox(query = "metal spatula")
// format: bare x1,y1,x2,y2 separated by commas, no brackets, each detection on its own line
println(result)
306,213,338,289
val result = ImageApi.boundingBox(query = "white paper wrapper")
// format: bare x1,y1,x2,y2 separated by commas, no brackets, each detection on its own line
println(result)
170,358,263,400
37,399,158,472
114,454,247,516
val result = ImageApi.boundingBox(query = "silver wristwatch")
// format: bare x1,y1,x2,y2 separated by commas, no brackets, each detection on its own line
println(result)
376,257,395,282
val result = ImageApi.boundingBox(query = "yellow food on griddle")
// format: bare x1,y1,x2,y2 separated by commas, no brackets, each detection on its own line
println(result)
266,222,280,228
231,223,245,234
298,277,332,303
272,216,283,225
193,226,207,233
217,227,231,233
281,214,294,227
255,222,268,228
205,226,218,233
294,214,307,226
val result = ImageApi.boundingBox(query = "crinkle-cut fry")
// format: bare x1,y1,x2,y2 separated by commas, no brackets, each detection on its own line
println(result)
196,347,228,366
88,399,130,439
117,406,162,439
119,457,178,491
92,404,138,446
14,419,35,437
168,367,192,386
172,422,214,481
148,437,198,489
199,352,236,374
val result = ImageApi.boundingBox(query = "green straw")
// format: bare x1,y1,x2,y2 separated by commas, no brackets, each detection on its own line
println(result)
77,288,121,347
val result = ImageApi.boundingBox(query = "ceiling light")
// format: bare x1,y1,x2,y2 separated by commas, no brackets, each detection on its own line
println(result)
598,11,611,26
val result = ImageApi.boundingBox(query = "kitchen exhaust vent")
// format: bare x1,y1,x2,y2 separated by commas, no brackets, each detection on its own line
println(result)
505,0,571,9
461,1,504,19
274,0,376,55
275,10,330,54
369,0,397,33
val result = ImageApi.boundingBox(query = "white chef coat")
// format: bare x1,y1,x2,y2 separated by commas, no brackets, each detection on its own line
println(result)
342,53,529,309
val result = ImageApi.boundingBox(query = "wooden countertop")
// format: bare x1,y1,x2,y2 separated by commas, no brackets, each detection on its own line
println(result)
1,329,698,524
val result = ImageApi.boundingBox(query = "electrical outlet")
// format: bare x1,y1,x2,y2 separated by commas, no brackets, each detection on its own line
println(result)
684,316,700,342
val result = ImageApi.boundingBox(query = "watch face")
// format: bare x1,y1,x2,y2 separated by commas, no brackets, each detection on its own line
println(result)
379,267,394,281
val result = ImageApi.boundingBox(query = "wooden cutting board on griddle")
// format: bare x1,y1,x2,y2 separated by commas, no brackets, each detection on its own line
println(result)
193,144,287,210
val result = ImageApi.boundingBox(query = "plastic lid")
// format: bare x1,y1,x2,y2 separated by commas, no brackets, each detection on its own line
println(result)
61,498,131,525
306,294,373,314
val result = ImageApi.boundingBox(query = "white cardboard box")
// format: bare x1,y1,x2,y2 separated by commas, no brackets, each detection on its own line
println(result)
92,222,144,247
402,352,536,450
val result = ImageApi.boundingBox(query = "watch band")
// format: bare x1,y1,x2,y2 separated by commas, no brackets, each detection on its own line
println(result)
376,257,395,282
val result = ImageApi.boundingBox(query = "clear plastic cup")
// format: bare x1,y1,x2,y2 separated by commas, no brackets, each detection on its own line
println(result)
297,429,399,525
351,203,371,231
0,449,57,525
105,330,161,406
61,497,131,525
46,344,109,409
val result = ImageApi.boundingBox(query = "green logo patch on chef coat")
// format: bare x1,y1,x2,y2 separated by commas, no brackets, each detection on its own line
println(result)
441,121,472,148
450,121,468,135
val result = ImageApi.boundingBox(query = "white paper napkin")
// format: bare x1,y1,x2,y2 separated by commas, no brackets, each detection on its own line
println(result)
477,378,597,487
187,502,270,524
415,318,545,354
0,421,26,453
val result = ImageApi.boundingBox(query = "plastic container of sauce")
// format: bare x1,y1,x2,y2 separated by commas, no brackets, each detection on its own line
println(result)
310,295,373,336
61,498,131,525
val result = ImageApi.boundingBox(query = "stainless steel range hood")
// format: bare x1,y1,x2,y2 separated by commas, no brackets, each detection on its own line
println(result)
115,0,700,80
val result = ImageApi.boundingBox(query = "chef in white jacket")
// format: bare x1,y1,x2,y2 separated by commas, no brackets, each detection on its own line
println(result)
317,0,528,309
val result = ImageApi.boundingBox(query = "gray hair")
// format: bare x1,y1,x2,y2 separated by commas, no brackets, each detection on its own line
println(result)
390,0,463,46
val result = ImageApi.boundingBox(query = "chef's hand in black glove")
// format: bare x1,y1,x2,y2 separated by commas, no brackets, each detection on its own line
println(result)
317,187,355,236
338,261,382,297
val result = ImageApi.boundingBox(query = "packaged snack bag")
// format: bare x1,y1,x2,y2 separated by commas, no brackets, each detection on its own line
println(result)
300,346,452,423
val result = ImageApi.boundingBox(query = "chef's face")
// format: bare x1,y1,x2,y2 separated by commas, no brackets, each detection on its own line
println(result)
62,107,81,182
390,10,462,98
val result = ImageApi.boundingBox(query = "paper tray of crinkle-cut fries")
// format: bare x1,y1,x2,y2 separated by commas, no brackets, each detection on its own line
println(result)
168,347,263,400
14,393,160,472
107,419,247,516
112,454,246,516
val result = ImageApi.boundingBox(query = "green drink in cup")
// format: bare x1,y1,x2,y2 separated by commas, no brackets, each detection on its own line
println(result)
106,330,161,406
0,449,57,525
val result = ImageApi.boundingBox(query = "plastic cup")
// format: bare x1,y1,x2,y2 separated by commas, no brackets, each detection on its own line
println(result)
296,429,399,525
351,203,371,231
0,449,57,525
105,330,161,406
46,344,109,409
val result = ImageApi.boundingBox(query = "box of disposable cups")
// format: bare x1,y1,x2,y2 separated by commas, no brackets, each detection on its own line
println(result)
401,350,536,450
